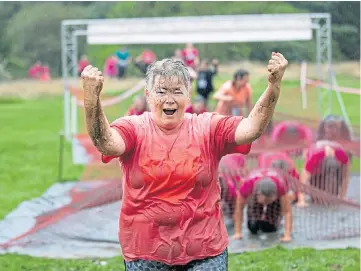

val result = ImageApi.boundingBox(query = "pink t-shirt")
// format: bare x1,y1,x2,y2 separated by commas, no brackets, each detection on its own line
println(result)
239,168,287,199
182,48,199,68
102,112,250,265
127,107,146,116
305,143,349,173
271,121,312,144
185,104,207,115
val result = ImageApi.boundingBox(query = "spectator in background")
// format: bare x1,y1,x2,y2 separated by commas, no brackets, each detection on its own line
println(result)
196,58,219,105
40,63,51,81
213,69,252,116
78,55,90,76
185,95,207,115
104,56,118,78
182,43,199,70
28,61,50,81
28,61,43,79
116,47,131,79
134,49,157,75
127,95,148,116
172,48,183,62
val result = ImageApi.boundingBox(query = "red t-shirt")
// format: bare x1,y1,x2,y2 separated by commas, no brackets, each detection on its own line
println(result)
127,107,146,116
78,59,90,73
182,48,199,68
304,143,349,173
239,168,287,199
102,112,250,265
271,121,312,144
185,105,206,115
142,50,157,64
28,64,42,78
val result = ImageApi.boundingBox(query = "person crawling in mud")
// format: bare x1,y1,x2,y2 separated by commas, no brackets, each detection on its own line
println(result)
316,114,351,142
270,121,312,146
297,140,351,207
258,151,301,203
232,167,293,243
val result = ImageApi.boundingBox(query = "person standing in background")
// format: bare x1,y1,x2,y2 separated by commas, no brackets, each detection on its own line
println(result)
182,43,199,70
78,55,90,77
134,49,157,75
213,69,252,116
115,47,131,79
196,58,219,106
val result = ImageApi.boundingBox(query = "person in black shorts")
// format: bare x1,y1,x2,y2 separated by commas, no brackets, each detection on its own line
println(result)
196,59,218,105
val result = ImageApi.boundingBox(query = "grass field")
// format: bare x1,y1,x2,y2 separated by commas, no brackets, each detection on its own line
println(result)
0,64,360,270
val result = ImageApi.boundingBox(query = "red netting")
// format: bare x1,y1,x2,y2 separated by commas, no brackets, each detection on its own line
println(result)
219,142,360,241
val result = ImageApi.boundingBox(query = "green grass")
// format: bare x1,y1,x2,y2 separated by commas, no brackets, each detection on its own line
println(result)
0,72,359,270
0,246,360,271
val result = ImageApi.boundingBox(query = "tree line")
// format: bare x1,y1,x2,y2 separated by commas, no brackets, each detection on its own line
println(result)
0,1,359,79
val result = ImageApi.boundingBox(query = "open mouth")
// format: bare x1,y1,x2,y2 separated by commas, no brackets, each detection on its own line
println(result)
163,109,177,115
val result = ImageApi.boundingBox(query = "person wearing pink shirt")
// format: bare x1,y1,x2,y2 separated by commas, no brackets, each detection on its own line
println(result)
81,52,288,270
182,43,199,70
232,167,293,242
297,140,351,207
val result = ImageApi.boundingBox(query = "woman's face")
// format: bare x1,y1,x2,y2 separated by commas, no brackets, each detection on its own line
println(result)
324,121,341,140
146,75,190,130
234,75,249,90
256,193,277,205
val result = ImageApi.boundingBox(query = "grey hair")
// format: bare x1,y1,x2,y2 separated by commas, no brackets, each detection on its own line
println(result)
286,125,298,134
323,156,341,168
145,58,191,91
271,160,289,171
255,178,277,197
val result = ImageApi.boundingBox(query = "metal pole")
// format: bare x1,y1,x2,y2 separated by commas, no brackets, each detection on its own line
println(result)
71,34,78,136
326,16,333,115
315,27,323,118
58,131,65,182
61,24,71,141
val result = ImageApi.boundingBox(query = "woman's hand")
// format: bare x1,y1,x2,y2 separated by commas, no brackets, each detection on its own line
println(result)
81,65,104,104
268,52,288,85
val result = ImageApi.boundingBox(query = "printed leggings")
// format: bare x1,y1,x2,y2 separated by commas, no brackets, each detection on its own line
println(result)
124,249,228,271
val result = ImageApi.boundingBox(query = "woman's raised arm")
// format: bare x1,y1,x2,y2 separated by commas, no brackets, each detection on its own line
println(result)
235,53,288,145
82,65,127,156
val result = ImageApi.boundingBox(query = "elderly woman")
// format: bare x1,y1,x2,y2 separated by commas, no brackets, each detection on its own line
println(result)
81,52,288,270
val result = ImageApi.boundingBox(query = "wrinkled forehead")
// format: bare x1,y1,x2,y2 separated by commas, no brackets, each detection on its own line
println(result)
152,75,187,91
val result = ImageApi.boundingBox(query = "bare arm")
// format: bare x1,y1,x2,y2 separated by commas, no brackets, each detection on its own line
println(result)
280,194,292,240
213,87,232,102
340,162,350,198
233,194,246,238
235,83,280,144
82,65,127,156
235,53,287,145
84,98,126,156
297,168,310,207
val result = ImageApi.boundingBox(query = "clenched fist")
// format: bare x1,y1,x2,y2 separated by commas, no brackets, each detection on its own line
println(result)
267,52,288,84
81,65,104,98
